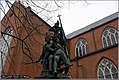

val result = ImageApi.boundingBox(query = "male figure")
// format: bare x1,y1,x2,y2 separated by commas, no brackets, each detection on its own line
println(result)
52,37,71,74
36,35,55,71
49,20,61,41
49,21,71,74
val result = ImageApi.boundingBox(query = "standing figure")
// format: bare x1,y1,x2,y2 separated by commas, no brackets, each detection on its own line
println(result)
36,34,55,72
49,20,71,75
49,20,61,42
52,37,71,74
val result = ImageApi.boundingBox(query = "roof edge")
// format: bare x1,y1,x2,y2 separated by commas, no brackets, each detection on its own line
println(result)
1,1,51,28
30,10,51,28
66,12,118,39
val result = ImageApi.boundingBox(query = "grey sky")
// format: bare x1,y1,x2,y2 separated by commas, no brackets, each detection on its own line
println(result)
0,0,118,35
55,1,118,35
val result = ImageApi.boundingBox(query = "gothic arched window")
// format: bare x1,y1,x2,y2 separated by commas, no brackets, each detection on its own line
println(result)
97,58,118,79
102,28,118,47
0,26,13,74
75,39,88,57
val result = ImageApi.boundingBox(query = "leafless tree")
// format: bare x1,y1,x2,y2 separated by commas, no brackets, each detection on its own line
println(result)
0,0,90,77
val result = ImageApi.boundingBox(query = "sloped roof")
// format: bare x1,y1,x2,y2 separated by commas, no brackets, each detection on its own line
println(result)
66,12,118,39
1,1,51,28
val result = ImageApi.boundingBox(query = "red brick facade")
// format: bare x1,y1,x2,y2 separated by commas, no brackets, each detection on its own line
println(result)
1,2,50,78
1,1,118,79
67,15,118,78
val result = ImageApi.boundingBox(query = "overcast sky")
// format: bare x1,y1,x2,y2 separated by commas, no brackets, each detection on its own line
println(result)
55,1,118,35
0,0,118,35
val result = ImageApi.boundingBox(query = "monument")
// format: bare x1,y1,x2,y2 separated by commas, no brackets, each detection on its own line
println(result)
35,15,72,79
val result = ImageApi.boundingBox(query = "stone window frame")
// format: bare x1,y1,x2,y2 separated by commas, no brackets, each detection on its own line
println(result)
75,39,88,58
0,26,13,69
102,28,118,48
97,58,118,79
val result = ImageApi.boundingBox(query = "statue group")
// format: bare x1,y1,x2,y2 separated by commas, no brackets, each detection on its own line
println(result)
36,20,72,79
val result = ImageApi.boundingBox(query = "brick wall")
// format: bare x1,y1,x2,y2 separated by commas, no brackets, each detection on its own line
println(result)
68,19,118,78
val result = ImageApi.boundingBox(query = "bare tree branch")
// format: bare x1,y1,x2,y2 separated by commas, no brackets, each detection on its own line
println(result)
0,0,92,77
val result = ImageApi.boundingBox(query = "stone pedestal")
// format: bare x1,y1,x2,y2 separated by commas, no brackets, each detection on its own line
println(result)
34,70,71,79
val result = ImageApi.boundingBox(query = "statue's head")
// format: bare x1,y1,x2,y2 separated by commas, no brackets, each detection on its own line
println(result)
45,33,51,43
53,37,60,43
54,20,59,28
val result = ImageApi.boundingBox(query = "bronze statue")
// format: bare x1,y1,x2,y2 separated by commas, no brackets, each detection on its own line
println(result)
36,34,55,71
52,37,71,74
35,20,72,79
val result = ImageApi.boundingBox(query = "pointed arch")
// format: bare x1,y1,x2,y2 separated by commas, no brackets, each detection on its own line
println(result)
0,26,13,74
97,58,118,79
102,27,118,48
75,39,88,57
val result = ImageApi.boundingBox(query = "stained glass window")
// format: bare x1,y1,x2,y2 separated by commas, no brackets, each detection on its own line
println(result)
102,28,118,47
75,39,88,57
0,26,13,75
97,58,118,79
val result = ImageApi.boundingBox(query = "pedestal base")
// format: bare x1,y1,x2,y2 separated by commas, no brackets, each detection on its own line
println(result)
34,75,71,79
34,70,71,79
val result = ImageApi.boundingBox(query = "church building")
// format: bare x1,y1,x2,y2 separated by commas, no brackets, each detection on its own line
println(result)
0,1,118,79
0,1,50,78
67,12,118,79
